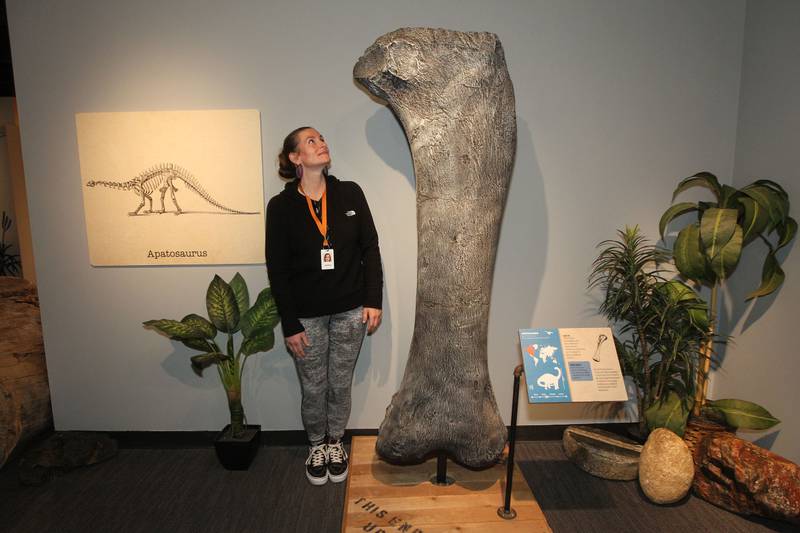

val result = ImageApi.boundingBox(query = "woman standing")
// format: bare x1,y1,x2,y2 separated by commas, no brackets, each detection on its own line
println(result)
266,126,383,485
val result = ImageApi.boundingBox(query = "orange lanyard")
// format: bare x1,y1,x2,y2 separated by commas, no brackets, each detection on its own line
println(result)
299,183,329,247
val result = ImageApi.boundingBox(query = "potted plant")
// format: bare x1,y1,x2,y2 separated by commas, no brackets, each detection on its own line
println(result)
144,273,279,469
590,226,710,437
659,172,793,424
590,223,784,438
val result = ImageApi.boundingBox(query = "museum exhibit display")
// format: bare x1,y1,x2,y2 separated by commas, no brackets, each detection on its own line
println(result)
6,0,800,529
76,109,265,266
0,276,51,468
144,273,279,470
518,327,628,404
583,175,799,523
354,27,516,468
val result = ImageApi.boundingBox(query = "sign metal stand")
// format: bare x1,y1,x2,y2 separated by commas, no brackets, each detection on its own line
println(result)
497,364,524,520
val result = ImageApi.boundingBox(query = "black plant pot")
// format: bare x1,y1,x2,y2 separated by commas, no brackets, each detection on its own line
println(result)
214,424,261,470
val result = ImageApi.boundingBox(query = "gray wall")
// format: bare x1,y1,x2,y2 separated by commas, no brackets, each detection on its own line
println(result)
8,1,755,440
710,0,800,462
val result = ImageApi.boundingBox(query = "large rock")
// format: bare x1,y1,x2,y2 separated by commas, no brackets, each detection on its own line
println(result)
563,425,642,481
354,28,515,467
639,428,694,504
693,432,800,525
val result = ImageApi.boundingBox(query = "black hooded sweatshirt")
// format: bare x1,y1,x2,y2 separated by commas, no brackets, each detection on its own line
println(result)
265,175,383,337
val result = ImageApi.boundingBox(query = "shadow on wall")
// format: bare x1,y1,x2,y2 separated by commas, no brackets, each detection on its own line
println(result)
353,281,393,389
716,238,794,368
365,107,415,187
248,346,298,426
490,116,546,352
161,342,219,391
486,118,547,421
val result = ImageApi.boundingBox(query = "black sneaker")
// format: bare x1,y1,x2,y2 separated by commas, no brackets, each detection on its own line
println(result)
305,443,328,485
326,440,348,483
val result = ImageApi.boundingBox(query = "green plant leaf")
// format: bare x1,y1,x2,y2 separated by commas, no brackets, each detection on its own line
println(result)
697,201,715,217
674,224,712,284
672,172,722,201
742,185,787,231
738,196,770,245
190,352,231,376
659,202,698,239
241,330,275,356
229,273,250,318
181,314,216,339
241,287,280,338
206,275,240,333
700,207,738,260
750,180,790,224
143,319,204,340
182,338,213,352
719,184,743,209
776,217,797,251
751,179,788,201
706,399,780,430
658,279,698,303
746,252,785,300
709,225,742,280
688,306,710,331
644,390,692,437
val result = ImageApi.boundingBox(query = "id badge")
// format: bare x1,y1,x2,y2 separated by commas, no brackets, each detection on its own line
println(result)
321,248,335,270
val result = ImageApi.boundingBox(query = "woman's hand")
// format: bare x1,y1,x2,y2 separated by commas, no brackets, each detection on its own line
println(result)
285,331,311,358
362,307,383,335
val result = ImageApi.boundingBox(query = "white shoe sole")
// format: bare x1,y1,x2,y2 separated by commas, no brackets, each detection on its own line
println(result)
306,471,328,486
327,466,349,483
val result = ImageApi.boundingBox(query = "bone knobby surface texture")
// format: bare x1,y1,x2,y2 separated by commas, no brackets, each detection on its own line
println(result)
354,27,516,467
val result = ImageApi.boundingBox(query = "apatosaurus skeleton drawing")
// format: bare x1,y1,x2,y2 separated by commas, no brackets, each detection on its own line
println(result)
537,367,562,390
86,163,258,216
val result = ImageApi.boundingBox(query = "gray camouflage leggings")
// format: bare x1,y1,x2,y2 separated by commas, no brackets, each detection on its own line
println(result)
295,306,366,444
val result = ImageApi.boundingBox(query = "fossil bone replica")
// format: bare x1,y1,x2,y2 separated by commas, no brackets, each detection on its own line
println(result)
354,28,516,467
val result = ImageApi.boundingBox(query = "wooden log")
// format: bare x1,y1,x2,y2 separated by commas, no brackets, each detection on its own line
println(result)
686,417,800,524
693,431,800,525
0,276,52,467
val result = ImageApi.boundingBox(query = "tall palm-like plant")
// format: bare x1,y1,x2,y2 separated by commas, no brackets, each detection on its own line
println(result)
590,226,709,436
144,273,279,438
659,172,796,416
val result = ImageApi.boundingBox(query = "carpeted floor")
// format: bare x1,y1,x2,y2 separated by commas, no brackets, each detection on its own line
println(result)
0,441,794,532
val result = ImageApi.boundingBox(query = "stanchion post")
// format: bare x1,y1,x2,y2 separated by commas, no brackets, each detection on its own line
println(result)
498,364,523,520
437,453,447,484
432,451,454,486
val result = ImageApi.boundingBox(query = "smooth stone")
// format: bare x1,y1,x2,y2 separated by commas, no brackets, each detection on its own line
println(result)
562,425,643,481
639,428,694,504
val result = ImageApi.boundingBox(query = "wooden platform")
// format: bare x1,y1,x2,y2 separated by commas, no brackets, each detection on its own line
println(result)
342,436,551,533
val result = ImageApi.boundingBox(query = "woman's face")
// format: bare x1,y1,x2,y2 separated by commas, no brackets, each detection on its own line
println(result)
289,128,331,170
